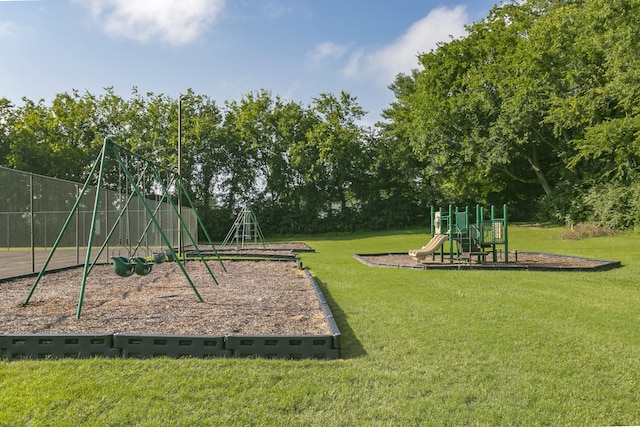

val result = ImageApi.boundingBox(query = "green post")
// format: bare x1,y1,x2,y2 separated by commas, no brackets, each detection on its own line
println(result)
478,205,485,247
490,205,496,262
504,204,509,263
23,144,105,307
430,206,434,237
439,207,444,263
448,204,453,263
76,139,109,318
475,204,481,246
177,178,226,271
111,143,206,298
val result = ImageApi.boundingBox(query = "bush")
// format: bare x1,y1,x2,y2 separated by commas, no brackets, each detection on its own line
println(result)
560,222,616,240
582,181,640,230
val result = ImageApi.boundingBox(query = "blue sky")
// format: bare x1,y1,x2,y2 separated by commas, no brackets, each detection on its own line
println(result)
1,0,499,123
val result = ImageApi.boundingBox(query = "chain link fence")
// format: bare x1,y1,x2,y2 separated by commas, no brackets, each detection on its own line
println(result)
0,166,196,280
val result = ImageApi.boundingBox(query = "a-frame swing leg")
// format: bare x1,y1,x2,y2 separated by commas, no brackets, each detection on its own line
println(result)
76,139,110,318
176,176,226,271
110,143,205,301
23,144,105,308
85,163,150,276
151,169,221,284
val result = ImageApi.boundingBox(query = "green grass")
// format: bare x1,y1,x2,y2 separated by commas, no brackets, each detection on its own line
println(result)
2,225,640,426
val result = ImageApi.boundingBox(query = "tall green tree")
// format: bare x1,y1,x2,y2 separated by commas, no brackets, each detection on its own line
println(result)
374,73,433,228
302,91,369,229
0,98,16,167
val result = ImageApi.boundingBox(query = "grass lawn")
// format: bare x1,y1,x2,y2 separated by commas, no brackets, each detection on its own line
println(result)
1,225,639,426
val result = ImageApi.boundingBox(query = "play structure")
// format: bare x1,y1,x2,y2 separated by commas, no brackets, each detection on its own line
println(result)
23,138,225,319
409,204,509,264
221,205,266,249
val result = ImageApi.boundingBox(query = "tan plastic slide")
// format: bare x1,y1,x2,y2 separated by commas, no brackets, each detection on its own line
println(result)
408,233,450,262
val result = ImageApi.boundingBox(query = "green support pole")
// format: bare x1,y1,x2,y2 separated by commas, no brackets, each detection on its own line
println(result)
476,204,481,246
177,177,226,271
490,205,496,262
449,204,453,263
111,143,206,299
504,204,509,263
23,144,105,307
439,207,444,263
463,206,469,252
86,164,150,275
77,139,110,318
478,204,484,246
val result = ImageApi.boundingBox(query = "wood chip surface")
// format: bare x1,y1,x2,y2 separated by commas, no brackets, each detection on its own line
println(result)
0,260,330,336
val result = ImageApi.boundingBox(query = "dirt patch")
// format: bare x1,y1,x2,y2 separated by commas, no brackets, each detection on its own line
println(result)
0,259,330,336
357,252,620,271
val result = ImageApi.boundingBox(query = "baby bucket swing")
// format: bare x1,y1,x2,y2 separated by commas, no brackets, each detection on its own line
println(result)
110,157,154,277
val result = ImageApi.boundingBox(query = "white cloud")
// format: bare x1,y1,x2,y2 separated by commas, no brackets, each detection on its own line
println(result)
306,41,349,63
0,21,14,38
75,0,225,46
344,5,469,83
259,1,293,19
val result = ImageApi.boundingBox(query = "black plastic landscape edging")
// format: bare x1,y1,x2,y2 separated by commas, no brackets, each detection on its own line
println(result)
0,269,341,362
354,252,622,272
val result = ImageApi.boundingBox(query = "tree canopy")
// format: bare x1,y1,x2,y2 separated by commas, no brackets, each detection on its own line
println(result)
2,0,639,233
384,0,640,227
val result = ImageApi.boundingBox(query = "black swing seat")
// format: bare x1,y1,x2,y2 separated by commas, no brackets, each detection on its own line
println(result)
131,256,154,276
111,256,136,277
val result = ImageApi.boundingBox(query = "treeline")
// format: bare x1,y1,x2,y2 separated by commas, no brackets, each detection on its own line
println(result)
0,89,413,236
2,0,639,236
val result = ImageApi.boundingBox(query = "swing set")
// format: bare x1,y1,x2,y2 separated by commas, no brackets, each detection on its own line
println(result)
23,138,225,319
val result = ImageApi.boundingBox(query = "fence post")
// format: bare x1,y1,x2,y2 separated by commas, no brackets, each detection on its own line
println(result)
30,173,35,273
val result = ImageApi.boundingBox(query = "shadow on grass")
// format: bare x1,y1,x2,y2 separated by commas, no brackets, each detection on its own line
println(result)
314,277,367,359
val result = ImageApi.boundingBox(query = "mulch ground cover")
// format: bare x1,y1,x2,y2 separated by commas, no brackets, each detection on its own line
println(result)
356,251,621,271
0,243,331,336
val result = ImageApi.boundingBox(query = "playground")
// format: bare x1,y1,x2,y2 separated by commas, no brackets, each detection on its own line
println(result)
0,145,620,361
0,258,328,336
0,139,340,360
356,204,621,271
356,250,620,271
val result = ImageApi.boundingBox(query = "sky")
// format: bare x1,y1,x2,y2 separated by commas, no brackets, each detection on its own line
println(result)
0,0,500,124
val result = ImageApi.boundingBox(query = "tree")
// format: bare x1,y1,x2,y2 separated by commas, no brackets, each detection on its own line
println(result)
302,92,369,229
374,73,433,228
0,98,16,167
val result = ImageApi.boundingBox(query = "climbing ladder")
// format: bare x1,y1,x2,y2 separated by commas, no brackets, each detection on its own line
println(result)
221,206,266,249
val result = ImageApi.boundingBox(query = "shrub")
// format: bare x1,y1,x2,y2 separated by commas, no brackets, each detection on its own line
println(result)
560,222,616,240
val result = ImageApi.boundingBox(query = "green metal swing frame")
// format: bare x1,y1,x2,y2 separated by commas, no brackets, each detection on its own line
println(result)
23,138,226,319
